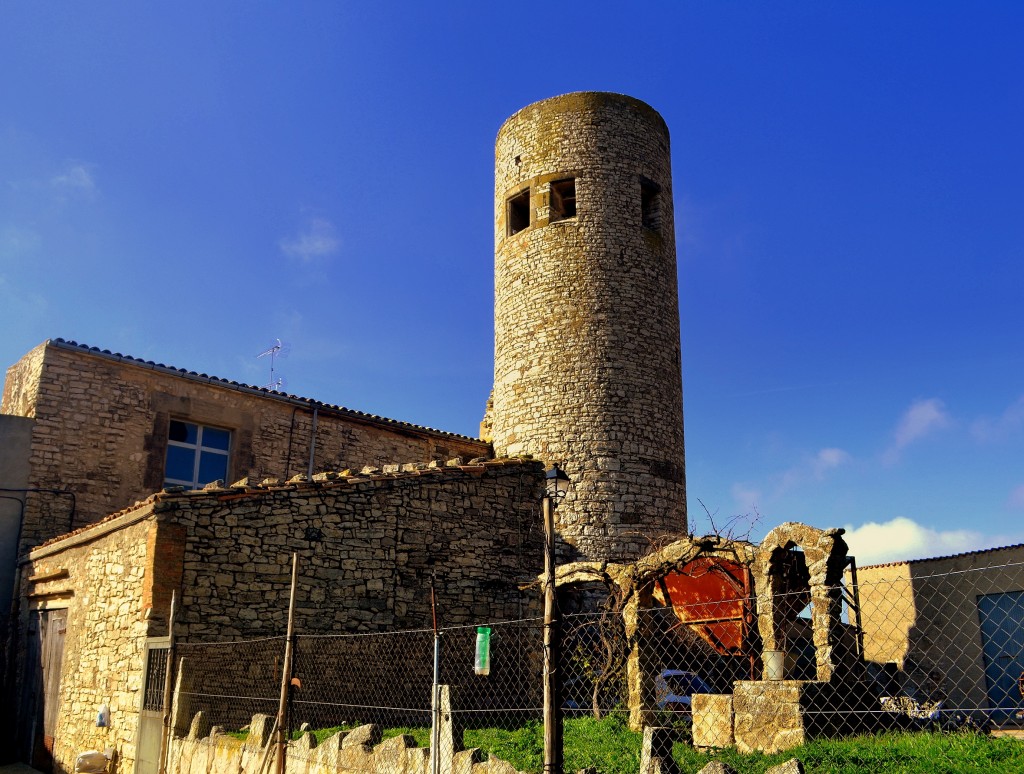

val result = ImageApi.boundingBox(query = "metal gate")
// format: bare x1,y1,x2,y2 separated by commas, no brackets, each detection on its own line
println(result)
135,638,170,774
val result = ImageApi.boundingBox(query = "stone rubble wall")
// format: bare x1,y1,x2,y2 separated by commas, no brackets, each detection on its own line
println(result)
163,459,545,639
19,512,157,774
166,461,545,732
2,340,489,553
168,715,527,774
492,92,687,564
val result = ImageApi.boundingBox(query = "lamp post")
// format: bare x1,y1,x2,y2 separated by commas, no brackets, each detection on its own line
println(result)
543,465,570,774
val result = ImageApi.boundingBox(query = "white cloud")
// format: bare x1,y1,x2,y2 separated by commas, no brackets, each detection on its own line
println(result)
843,516,985,565
810,447,851,479
971,396,1024,443
731,483,762,513
776,446,853,496
279,217,340,263
51,163,98,199
882,398,951,464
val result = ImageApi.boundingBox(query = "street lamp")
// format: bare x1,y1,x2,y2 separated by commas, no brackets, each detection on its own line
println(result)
542,464,570,774
545,465,571,500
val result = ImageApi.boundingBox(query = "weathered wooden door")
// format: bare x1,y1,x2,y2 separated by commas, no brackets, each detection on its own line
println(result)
978,590,1024,719
135,640,170,774
24,608,68,772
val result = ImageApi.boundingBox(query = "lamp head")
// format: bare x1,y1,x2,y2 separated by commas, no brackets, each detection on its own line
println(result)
545,465,571,499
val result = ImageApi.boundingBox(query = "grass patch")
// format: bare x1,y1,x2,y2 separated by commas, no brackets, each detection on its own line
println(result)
669,729,1024,774
466,722,544,773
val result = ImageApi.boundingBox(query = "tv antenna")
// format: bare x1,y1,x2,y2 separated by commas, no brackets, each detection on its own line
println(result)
256,339,290,391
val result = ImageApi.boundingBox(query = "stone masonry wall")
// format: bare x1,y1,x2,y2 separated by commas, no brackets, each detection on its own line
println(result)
491,92,687,564
164,459,544,639
166,460,545,732
2,340,489,553
20,511,158,774
168,715,526,774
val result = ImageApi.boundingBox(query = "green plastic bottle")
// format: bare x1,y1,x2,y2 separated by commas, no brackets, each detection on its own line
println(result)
475,627,491,676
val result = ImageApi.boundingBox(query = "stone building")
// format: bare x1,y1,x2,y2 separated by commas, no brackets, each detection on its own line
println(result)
1,92,693,773
488,92,687,564
0,338,488,620
853,543,1024,719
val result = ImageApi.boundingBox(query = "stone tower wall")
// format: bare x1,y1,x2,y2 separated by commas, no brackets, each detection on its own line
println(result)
491,92,686,562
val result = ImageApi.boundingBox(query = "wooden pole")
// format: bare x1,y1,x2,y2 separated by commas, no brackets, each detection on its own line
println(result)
275,554,299,774
430,577,441,774
542,495,562,774
158,591,177,774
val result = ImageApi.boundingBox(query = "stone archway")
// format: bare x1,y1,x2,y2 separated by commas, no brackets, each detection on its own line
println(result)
555,535,760,729
755,523,850,682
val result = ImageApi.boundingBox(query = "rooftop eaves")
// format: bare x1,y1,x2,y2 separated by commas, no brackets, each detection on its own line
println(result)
48,337,482,443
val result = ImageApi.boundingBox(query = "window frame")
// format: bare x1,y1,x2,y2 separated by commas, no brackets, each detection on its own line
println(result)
507,188,531,236
641,178,662,232
549,178,577,222
163,419,231,489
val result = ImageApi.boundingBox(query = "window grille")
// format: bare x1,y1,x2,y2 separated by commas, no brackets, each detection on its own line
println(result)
143,646,169,712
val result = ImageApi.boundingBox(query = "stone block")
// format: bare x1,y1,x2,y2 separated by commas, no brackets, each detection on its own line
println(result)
187,711,211,740
343,723,382,750
639,726,679,774
696,762,738,774
732,681,807,755
247,713,274,748
452,747,483,774
692,694,734,749
373,734,414,774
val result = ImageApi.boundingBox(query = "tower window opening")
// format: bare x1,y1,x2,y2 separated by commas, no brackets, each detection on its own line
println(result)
507,189,531,235
549,178,576,222
641,179,661,232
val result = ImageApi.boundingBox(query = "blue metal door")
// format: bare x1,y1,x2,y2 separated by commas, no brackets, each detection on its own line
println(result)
978,591,1024,718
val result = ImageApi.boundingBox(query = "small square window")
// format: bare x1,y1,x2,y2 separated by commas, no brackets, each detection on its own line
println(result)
550,179,576,222
507,189,531,235
164,420,231,489
641,179,661,232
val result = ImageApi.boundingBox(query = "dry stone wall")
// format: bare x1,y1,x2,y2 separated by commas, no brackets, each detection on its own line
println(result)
163,460,545,733
162,459,544,638
168,715,528,774
491,92,687,564
2,340,488,552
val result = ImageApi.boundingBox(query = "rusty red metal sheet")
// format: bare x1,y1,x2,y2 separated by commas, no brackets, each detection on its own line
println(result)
653,557,748,654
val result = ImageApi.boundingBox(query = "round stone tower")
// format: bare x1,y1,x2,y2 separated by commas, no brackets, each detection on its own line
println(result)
491,92,687,563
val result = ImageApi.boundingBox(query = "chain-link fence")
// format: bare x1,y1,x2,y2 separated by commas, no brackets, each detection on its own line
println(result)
167,558,1024,772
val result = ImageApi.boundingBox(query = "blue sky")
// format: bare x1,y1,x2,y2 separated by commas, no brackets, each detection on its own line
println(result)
1,2,1021,564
